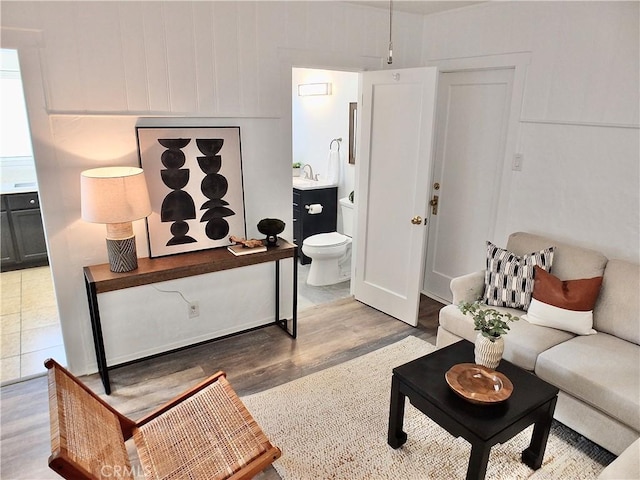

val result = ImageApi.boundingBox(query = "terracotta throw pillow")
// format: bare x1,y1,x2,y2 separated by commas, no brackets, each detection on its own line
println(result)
523,266,603,335
483,242,554,309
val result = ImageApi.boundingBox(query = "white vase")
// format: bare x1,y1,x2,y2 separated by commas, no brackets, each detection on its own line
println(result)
474,333,504,369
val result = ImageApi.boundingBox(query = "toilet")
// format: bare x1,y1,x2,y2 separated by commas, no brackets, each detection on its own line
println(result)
302,197,354,286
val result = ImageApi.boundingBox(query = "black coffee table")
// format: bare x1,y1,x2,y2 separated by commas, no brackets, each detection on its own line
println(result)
387,340,559,480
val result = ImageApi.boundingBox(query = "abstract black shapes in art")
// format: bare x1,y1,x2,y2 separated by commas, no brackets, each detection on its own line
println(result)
196,138,235,240
158,138,197,246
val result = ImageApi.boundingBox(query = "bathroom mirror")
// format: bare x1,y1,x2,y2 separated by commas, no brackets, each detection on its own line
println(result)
349,102,357,164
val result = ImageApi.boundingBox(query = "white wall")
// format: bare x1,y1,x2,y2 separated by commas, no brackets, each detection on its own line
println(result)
0,1,424,374
292,67,358,230
422,1,639,262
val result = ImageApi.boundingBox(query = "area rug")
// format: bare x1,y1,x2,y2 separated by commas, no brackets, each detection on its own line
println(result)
242,336,614,479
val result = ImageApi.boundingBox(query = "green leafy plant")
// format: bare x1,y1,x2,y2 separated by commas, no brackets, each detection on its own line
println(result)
292,162,302,168
459,301,519,342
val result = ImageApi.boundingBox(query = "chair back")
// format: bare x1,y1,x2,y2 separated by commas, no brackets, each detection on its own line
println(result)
45,359,136,480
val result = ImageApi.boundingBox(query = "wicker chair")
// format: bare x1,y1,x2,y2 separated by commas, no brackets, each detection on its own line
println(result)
45,359,281,480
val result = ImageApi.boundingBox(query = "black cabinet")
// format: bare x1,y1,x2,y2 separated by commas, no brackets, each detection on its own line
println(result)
1,211,17,265
1,192,48,270
293,187,337,265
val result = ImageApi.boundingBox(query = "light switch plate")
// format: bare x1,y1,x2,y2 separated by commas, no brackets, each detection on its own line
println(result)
513,153,523,171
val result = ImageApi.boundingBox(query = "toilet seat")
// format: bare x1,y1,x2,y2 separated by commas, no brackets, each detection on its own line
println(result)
303,232,349,248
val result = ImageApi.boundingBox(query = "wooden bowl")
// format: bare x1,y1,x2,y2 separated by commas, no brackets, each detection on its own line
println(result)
445,363,513,405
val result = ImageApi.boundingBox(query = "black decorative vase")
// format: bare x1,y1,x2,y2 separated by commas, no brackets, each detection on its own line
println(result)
257,218,285,246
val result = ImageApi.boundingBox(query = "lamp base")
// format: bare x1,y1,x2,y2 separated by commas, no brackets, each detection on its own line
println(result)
106,237,138,273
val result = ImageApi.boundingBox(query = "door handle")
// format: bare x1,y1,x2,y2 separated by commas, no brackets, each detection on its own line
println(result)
411,216,423,225
429,195,439,215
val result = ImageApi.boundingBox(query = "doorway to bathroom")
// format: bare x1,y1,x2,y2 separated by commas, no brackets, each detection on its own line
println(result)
291,67,358,310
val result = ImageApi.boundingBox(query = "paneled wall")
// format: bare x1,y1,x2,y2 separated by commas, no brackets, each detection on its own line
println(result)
422,1,639,261
7,1,422,116
0,1,424,374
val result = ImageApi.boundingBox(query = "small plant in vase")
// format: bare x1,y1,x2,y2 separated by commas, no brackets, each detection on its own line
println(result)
292,162,302,177
459,301,519,369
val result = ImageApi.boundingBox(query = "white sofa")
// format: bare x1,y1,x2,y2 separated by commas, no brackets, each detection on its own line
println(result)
436,232,639,462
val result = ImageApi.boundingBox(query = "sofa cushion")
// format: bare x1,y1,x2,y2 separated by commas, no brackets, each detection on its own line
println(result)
523,266,603,335
593,259,640,345
536,333,640,432
506,232,608,280
483,241,554,309
439,304,574,371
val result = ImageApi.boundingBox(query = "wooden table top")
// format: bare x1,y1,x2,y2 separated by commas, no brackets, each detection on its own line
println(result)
84,239,297,294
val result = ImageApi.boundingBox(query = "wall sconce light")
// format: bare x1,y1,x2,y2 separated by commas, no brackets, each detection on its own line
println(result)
81,166,152,273
298,83,332,96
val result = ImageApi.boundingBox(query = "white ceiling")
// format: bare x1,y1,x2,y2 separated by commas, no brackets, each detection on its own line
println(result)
348,1,483,16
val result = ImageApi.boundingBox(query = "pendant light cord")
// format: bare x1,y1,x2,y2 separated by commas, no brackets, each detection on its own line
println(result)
388,0,393,64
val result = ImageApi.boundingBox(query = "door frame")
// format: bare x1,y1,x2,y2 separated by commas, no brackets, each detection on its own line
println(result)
425,52,531,251
279,48,380,300
1,28,67,340
422,53,530,301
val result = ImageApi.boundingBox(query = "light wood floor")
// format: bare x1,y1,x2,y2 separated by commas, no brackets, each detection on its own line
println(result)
0,295,443,479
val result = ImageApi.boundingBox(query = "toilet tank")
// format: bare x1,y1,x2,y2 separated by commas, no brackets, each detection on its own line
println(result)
339,197,355,237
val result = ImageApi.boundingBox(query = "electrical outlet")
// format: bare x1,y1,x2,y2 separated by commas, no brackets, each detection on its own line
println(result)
188,301,200,318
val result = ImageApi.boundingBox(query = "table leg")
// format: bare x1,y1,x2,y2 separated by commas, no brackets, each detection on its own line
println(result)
467,442,492,480
275,254,298,339
292,247,298,338
84,278,111,395
522,396,557,470
387,375,408,448
275,258,280,324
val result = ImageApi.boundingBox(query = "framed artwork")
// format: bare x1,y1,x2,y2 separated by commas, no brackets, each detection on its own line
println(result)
136,126,246,258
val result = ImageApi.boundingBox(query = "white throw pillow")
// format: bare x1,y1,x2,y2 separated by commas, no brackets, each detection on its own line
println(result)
523,298,596,335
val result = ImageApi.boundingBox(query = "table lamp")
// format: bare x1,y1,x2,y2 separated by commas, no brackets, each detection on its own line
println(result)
81,166,152,272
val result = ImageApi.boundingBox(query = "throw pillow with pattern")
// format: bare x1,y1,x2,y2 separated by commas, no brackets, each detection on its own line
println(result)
483,241,554,309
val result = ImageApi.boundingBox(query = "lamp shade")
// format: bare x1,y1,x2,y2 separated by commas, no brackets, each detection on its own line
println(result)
81,167,152,224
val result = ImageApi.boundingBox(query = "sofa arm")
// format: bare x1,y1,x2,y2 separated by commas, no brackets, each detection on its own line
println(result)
451,270,485,305
598,438,640,479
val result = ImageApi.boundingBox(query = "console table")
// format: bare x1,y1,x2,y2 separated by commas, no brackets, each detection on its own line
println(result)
84,239,298,394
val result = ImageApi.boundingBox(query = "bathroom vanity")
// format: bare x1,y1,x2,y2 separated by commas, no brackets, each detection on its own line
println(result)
292,182,337,265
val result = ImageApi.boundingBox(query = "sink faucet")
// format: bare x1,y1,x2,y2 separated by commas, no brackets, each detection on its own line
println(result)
302,164,318,180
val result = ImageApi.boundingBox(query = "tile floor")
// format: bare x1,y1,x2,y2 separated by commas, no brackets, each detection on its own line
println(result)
297,263,352,310
0,266,66,385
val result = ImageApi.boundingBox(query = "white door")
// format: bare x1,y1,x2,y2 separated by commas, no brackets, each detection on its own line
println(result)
423,68,515,303
353,67,437,326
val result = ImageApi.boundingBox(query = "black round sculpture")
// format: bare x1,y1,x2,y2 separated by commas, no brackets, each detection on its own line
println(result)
257,218,285,246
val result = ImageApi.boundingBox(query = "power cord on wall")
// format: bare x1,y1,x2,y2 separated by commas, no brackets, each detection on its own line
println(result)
151,285,200,318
